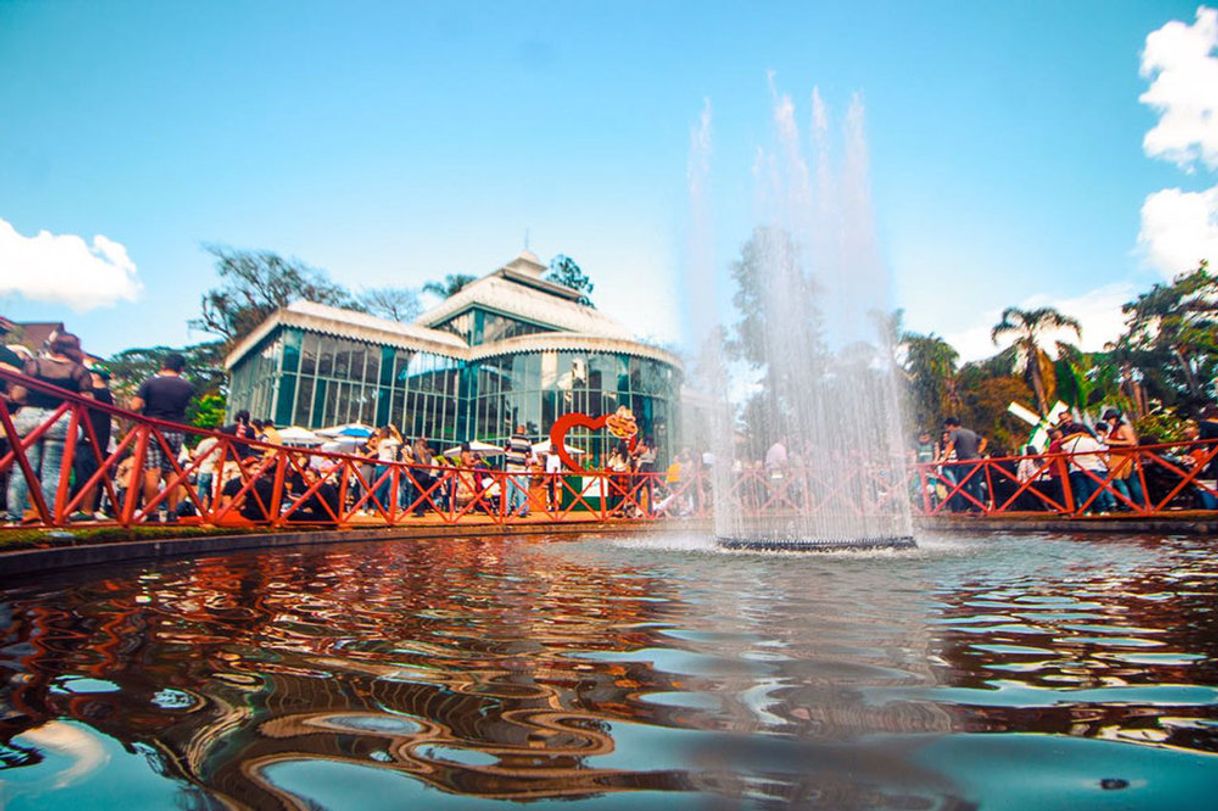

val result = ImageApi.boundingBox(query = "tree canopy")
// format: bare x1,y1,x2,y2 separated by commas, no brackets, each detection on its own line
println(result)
902,331,960,429
726,227,830,444
545,255,595,307
990,306,1082,415
422,274,477,300
1116,260,1217,410
359,286,422,322
191,245,365,347
709,230,1214,456
105,341,228,429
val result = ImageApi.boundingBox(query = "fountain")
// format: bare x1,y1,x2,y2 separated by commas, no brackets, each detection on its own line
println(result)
686,83,914,552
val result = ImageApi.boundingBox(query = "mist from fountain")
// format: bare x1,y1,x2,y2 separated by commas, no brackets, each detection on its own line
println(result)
685,83,914,550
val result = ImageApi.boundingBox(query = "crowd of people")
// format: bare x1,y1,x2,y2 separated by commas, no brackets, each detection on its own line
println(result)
914,410,1218,514
6,336,1218,526
0,339,195,524
175,423,687,525
0,342,692,525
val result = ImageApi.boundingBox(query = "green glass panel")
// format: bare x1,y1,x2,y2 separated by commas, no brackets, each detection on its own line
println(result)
312,379,328,428
375,385,390,427
380,347,395,387
276,373,297,427
472,308,485,345
281,328,302,373
295,377,314,427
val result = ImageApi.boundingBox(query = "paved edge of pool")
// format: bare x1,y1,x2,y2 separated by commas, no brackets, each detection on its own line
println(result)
5,514,1213,577
0,520,715,577
919,514,1218,535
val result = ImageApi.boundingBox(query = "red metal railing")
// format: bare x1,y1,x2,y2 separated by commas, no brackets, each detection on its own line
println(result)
1,366,1215,532
914,439,1218,517
0,367,710,530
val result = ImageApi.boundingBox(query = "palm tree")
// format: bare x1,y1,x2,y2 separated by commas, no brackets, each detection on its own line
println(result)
991,306,1082,415
422,273,477,300
902,331,960,427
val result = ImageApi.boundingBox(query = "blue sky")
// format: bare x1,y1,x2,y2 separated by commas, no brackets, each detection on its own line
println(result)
0,1,1211,359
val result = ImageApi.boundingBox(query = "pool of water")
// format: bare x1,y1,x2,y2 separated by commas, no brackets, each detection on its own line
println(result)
1,531,1216,809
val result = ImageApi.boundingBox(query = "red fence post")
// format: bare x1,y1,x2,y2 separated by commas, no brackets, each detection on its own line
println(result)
0,399,53,526
1056,454,1075,515
121,427,150,526
267,451,287,526
1134,450,1152,514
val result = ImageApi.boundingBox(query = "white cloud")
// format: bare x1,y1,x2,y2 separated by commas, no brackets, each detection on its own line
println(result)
1138,185,1218,278
1140,6,1218,172
942,282,1136,364
0,218,141,311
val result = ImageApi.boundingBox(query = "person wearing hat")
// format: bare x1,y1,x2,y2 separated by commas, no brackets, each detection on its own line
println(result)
5,333,93,524
1101,407,1144,510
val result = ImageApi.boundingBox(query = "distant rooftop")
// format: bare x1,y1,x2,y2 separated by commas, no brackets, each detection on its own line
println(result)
7,321,66,350
225,252,677,370
417,251,633,340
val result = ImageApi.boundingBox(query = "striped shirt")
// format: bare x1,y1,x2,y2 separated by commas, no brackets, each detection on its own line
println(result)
505,433,532,472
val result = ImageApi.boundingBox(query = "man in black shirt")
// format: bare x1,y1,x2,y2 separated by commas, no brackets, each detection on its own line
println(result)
944,416,987,512
218,410,257,459
219,457,277,522
130,353,194,520
286,468,340,524
72,368,116,519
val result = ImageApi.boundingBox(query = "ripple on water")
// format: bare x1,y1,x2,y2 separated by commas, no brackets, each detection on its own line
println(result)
639,691,724,711
413,745,499,767
1061,624,1166,636
306,713,425,735
970,643,1058,655
1061,636,1166,648
1101,652,1207,666
570,646,772,677
2,530,1217,809
864,680,1218,709
50,676,121,694
929,613,1014,625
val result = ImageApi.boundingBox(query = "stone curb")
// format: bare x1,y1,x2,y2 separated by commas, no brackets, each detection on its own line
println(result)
6,514,1209,579
917,516,1218,535
0,519,712,578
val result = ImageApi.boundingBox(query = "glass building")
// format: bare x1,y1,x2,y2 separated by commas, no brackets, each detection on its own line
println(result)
225,251,682,461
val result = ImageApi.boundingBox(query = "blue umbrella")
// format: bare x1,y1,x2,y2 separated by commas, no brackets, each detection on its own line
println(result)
317,422,375,439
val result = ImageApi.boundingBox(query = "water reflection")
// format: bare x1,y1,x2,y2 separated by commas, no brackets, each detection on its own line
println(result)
1,532,1217,808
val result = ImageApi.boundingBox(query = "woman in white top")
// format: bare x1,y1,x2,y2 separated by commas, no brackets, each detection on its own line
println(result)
607,442,633,516
192,435,223,507
1015,444,1051,510
1061,425,1115,513
372,425,403,512
544,450,564,511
